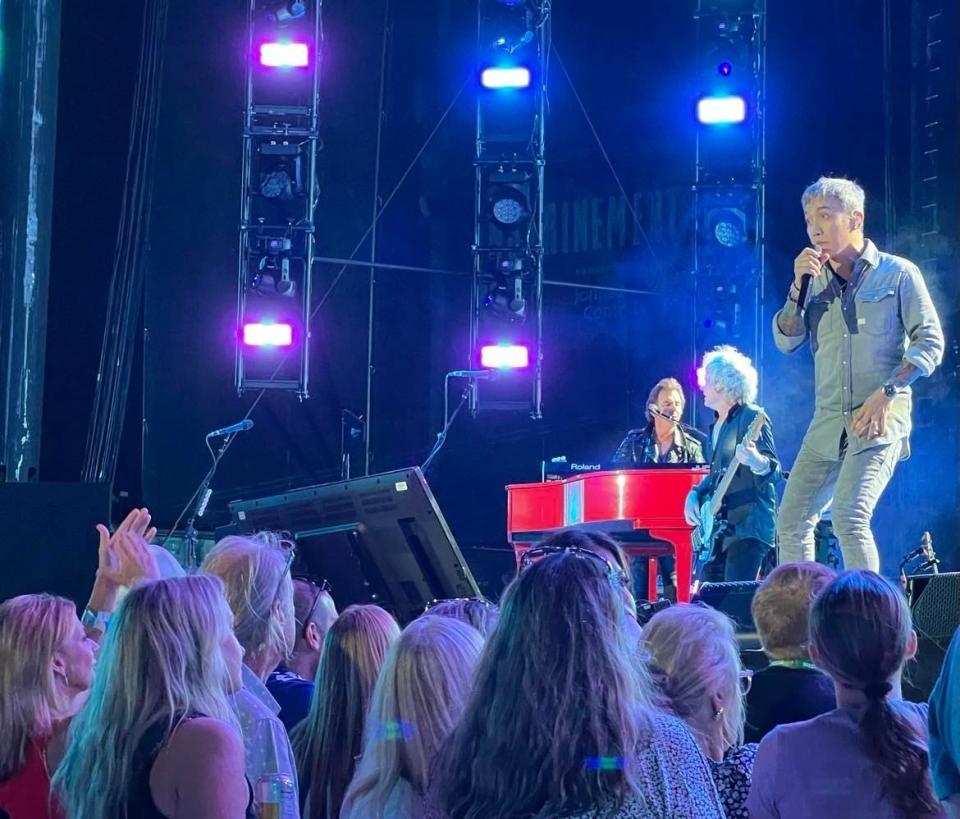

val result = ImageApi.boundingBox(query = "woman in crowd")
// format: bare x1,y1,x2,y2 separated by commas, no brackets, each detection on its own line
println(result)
423,597,499,638
53,575,251,819
746,561,837,742
929,627,960,816
431,549,723,819
292,604,400,819
0,595,97,819
0,508,158,819
747,569,941,818
341,615,483,818
201,532,300,803
642,603,756,819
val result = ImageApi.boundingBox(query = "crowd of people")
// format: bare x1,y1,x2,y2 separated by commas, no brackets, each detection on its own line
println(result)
1,512,959,819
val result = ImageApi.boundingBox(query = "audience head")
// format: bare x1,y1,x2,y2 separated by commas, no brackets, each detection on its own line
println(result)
294,604,400,819
290,577,338,673
343,616,483,814
424,597,499,638
642,603,745,761
752,561,836,660
201,531,296,679
534,528,636,617
0,594,96,782
53,575,243,819
810,569,935,816
439,549,653,818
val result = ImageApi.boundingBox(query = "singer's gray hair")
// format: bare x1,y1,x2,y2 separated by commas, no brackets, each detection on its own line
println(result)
644,377,685,423
702,345,758,406
801,177,865,218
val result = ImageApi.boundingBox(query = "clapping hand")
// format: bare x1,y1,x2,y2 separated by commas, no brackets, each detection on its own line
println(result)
96,508,160,589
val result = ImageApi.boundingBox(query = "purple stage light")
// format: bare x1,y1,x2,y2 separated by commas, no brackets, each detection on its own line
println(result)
481,344,529,369
243,322,293,347
718,61,733,76
480,67,531,89
259,42,309,68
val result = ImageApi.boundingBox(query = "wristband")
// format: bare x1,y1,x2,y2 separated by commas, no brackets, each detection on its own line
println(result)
81,606,112,632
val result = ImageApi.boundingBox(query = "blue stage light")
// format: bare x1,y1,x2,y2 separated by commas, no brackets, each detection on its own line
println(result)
718,61,733,76
697,95,746,124
481,67,531,89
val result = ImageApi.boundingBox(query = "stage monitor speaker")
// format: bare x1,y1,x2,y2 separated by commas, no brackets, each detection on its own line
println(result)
694,580,762,652
220,467,480,625
904,572,960,702
0,483,112,607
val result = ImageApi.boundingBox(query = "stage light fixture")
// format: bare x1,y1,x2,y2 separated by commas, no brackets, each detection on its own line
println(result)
480,344,529,369
264,0,306,23
490,186,529,225
697,95,746,124
712,208,747,247
243,322,293,347
481,66,531,89
718,61,733,76
259,42,310,68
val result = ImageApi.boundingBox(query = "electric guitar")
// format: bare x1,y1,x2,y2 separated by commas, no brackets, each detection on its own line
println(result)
692,409,769,576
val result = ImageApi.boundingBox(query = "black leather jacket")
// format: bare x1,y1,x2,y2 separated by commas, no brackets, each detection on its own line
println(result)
693,402,781,548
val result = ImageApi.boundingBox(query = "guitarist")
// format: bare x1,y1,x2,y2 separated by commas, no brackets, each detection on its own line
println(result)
684,345,782,582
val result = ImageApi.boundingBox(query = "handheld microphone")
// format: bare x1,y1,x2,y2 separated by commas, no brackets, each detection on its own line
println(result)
448,370,493,379
797,248,829,318
648,405,678,423
206,419,254,438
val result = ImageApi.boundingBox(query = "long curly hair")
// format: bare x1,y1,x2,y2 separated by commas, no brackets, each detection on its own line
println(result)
811,570,938,818
437,550,656,819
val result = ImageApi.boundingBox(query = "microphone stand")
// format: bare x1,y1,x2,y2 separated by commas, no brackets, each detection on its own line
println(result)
158,432,237,569
421,371,479,474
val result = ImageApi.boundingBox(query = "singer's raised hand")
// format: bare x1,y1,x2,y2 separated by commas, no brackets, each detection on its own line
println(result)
793,247,829,287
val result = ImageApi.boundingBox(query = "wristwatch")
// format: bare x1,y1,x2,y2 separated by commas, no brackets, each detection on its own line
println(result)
882,383,897,399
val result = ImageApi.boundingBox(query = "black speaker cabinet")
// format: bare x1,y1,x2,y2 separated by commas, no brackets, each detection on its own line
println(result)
904,572,960,702
0,483,112,607
693,579,762,651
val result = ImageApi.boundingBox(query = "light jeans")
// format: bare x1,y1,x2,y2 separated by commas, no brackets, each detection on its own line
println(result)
777,437,903,572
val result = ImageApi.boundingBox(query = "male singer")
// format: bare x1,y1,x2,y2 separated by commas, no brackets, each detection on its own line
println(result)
773,177,944,571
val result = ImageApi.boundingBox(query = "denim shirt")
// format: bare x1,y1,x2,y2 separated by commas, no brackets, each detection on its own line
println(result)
234,664,301,817
772,240,944,460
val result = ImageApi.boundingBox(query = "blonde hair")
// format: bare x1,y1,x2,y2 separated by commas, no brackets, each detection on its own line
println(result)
702,345,758,406
752,562,836,660
801,176,865,217
642,604,745,752
201,531,294,663
811,570,937,817
425,599,499,638
292,604,400,819
0,594,77,781
644,377,685,423
52,575,239,819
342,616,483,816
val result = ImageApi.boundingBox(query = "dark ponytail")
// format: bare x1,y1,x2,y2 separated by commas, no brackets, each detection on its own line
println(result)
860,690,939,817
811,571,939,818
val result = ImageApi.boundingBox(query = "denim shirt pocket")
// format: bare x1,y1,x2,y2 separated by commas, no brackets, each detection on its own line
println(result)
855,286,898,335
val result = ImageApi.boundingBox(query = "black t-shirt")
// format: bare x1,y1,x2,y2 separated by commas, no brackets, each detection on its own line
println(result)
744,664,837,744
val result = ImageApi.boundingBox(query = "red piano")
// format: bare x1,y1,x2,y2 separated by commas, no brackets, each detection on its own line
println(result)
506,467,708,603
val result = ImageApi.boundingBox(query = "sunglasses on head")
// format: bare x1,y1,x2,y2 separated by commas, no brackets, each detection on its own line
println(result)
292,574,332,639
519,545,632,590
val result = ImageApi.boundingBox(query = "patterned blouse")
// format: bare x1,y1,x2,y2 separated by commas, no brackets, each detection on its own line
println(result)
708,743,757,819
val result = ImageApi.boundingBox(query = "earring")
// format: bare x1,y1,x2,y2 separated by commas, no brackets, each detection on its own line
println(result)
713,706,724,722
